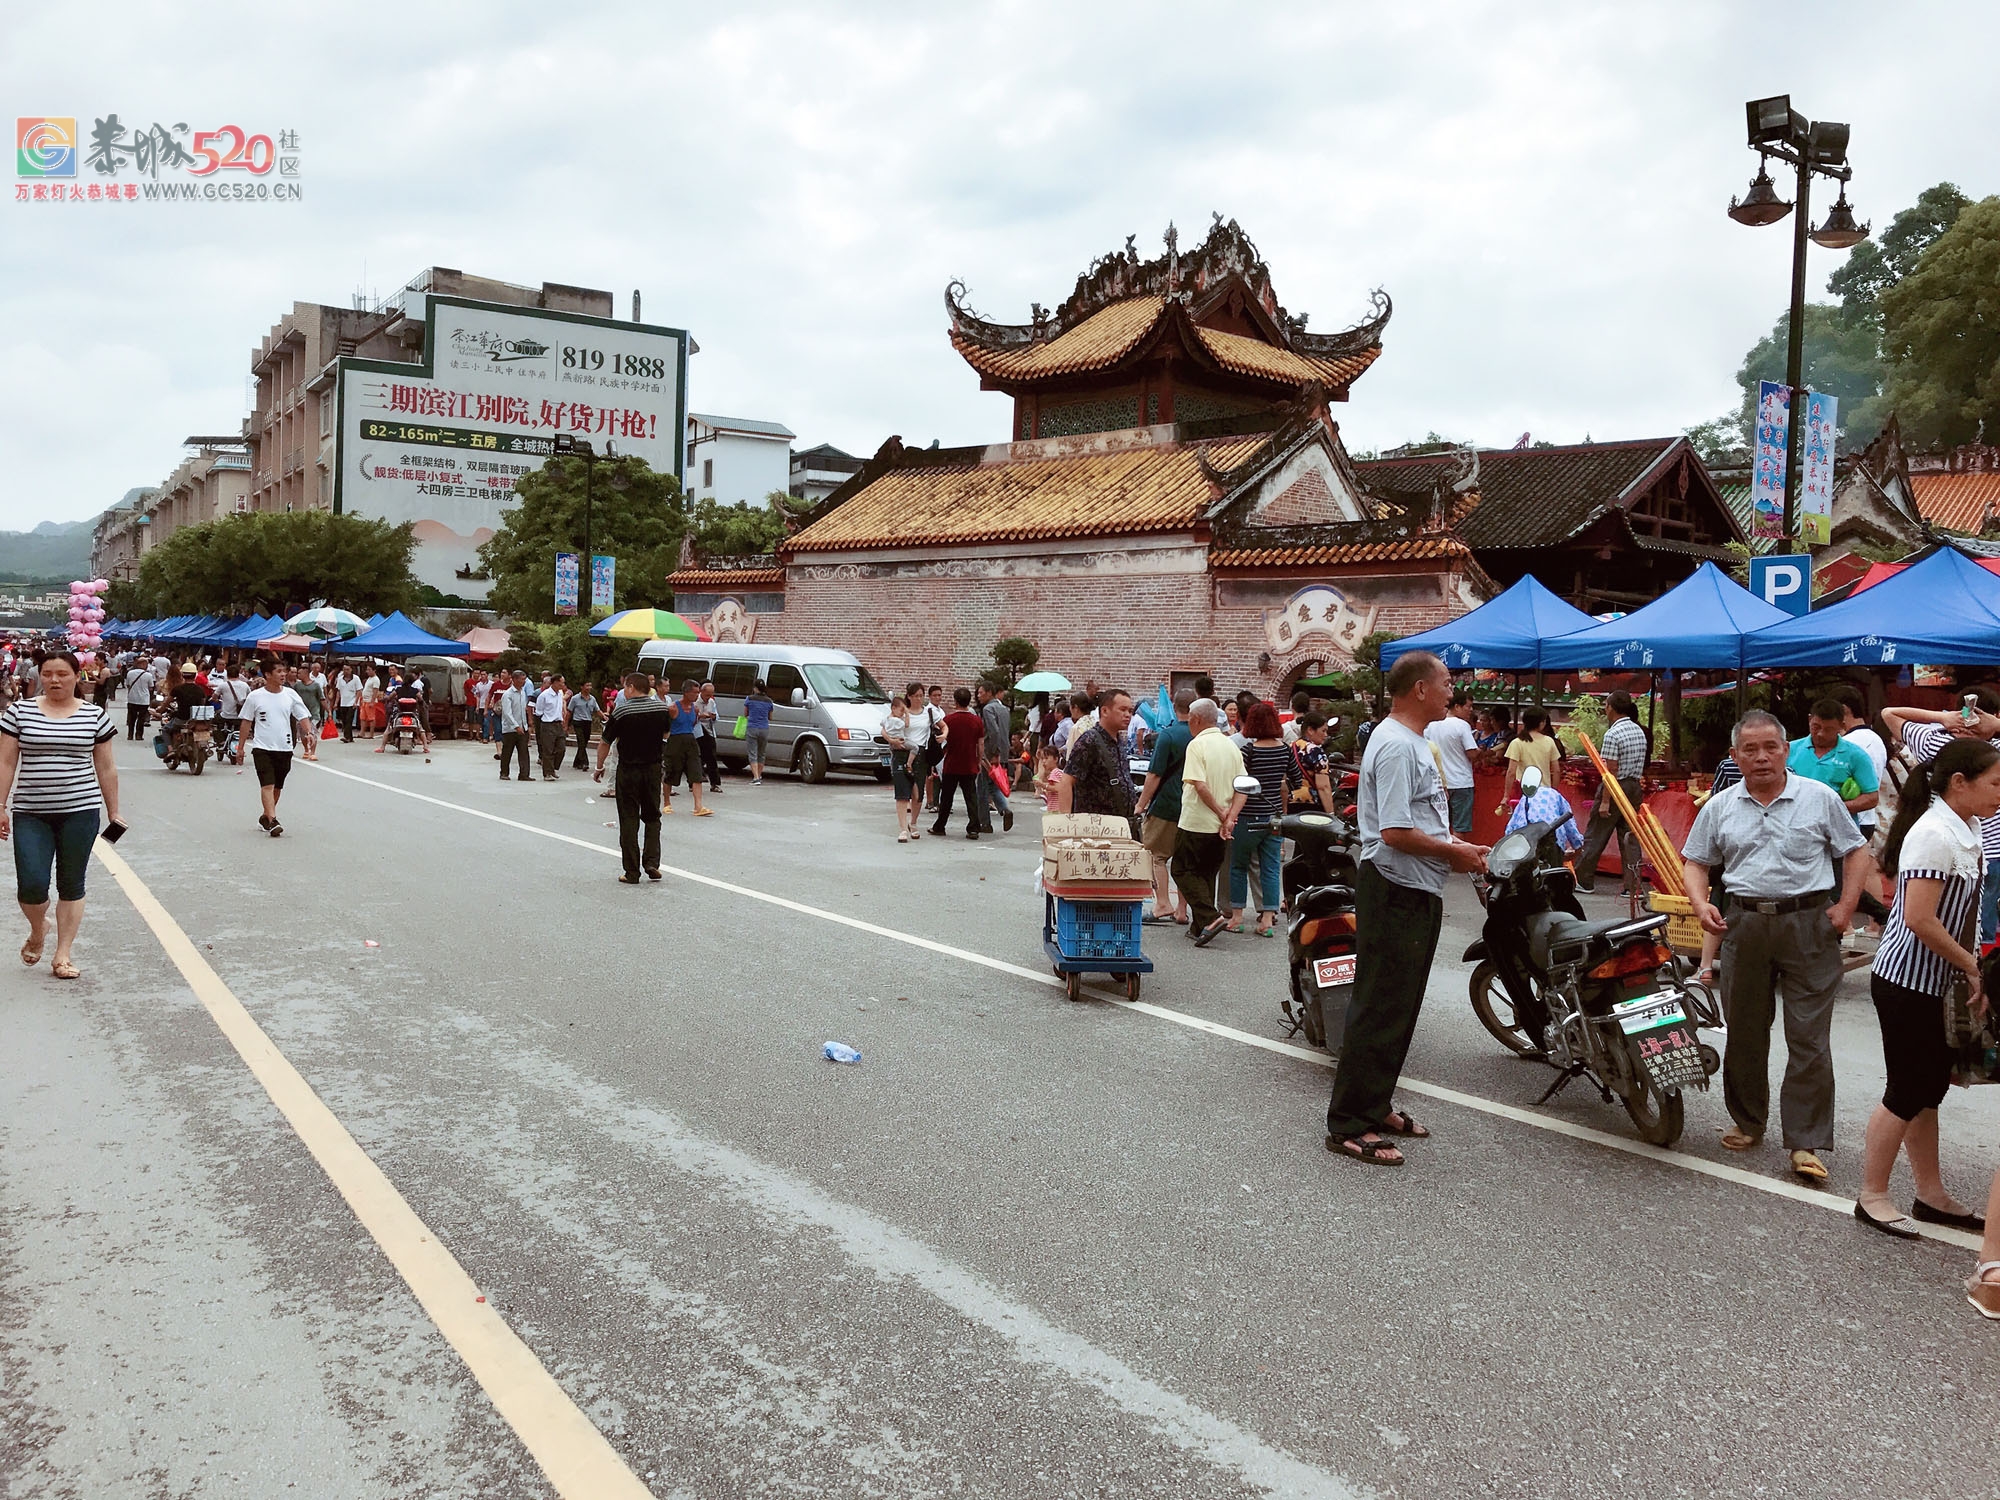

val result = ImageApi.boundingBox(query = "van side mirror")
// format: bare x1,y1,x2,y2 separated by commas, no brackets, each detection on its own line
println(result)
791,687,807,706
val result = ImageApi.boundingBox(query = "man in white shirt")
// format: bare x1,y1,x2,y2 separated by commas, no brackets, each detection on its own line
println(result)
332,663,363,742
122,659,154,740
235,659,311,837
1423,687,1479,836
534,673,567,780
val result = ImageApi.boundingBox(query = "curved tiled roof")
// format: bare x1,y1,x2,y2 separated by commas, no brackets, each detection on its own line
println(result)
1195,327,1380,390
1208,537,1469,568
951,298,1168,381
1912,472,2000,533
784,434,1267,553
667,567,785,588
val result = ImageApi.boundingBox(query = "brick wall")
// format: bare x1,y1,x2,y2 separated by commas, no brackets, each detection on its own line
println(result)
760,565,1464,699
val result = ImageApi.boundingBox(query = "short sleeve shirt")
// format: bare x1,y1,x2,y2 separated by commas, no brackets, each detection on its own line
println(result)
241,686,308,754
1179,727,1247,836
1357,716,1452,895
1786,737,1878,812
1681,774,1864,898
1067,724,1135,819
1142,719,1192,824
1902,723,2000,861
1424,715,1478,790
0,699,114,814
1506,734,1562,788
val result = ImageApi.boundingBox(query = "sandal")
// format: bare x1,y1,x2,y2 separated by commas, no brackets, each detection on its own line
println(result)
1326,1133,1404,1167
1256,923,1278,938
1790,1149,1830,1184
20,935,44,967
1968,1262,2000,1321
50,958,79,980
1192,917,1229,949
1720,1128,1761,1152
693,807,714,817
1380,1111,1430,1139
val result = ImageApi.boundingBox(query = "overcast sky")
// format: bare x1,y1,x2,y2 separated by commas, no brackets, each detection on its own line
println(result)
3,0,1995,534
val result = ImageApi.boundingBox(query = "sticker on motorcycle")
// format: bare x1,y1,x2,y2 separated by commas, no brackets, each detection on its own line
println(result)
1313,955,1356,988
1614,993,1706,1091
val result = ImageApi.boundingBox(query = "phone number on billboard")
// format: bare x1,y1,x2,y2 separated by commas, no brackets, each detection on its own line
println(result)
360,420,555,456
562,346,669,379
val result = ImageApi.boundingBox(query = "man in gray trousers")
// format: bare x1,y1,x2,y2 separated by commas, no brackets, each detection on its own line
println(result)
1682,710,1869,1186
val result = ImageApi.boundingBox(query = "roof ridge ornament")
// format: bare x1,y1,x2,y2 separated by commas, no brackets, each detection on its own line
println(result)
944,280,1034,349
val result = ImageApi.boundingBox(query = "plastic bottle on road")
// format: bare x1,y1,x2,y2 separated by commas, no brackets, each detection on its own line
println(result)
823,1041,862,1065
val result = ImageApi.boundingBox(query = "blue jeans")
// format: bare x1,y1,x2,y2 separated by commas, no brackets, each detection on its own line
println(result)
1228,821,1283,911
13,808,99,905
979,765,1010,822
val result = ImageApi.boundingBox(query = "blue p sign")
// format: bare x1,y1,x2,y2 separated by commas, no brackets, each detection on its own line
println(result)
1750,554,1811,617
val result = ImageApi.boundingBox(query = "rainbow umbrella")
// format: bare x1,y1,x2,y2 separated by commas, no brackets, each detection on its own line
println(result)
588,608,710,641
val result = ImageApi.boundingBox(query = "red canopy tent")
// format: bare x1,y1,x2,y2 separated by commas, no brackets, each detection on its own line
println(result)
457,627,511,659
1849,556,2000,594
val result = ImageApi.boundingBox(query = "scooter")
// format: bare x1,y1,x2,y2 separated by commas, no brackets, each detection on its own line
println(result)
383,704,425,755
1464,800,1718,1147
1279,809,1359,1050
159,704,214,775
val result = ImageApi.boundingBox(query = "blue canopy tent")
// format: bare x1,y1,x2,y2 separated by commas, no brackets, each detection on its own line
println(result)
149,615,207,643
327,611,469,657
1743,546,2000,668
1540,562,1792,671
212,614,287,650
1378,574,1597,672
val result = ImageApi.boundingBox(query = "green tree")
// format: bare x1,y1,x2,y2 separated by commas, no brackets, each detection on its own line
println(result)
1684,416,1748,467
1730,302,1888,448
126,510,418,616
1877,195,2000,450
1827,182,1971,327
690,495,787,556
478,454,686,622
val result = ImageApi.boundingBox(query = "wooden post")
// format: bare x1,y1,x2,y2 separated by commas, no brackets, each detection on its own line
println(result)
1664,669,1682,773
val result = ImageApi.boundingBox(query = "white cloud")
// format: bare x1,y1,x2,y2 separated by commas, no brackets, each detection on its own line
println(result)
1,0,1993,531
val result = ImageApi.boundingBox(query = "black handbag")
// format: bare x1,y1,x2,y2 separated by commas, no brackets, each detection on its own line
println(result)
1944,901,2000,1087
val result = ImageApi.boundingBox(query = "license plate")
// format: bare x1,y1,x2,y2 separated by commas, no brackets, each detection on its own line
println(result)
1313,955,1356,988
1630,1018,1707,1091
1612,991,1689,1034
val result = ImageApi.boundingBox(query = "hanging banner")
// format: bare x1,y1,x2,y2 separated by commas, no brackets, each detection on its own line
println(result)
590,554,616,613
554,551,579,616
1750,379,1790,540
1799,390,1837,547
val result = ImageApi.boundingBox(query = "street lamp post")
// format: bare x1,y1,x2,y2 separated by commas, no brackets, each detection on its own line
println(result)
551,435,623,613
1728,95,1870,546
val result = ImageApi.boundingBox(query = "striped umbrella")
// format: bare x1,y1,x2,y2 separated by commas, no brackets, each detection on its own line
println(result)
588,608,710,641
284,606,372,640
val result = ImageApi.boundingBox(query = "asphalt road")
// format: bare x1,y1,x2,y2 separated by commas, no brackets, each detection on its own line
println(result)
7,732,2000,1499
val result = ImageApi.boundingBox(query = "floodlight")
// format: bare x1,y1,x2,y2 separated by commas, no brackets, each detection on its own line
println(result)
1806,120,1850,166
1745,95,1795,146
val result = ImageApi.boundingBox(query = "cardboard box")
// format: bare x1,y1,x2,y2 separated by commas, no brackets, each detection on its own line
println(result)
1041,813,1133,842
1043,839,1149,883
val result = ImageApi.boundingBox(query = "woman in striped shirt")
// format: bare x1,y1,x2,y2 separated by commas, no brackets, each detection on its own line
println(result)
1855,737,2000,1241
0,651,121,980
1226,702,1303,936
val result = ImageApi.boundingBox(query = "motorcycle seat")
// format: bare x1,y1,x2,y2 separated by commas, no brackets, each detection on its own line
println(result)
1526,912,1634,970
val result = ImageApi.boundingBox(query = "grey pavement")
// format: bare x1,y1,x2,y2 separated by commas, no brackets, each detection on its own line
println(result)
6,733,2000,1499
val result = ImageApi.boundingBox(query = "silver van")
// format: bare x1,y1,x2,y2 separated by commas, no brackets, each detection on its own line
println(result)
633,640,892,783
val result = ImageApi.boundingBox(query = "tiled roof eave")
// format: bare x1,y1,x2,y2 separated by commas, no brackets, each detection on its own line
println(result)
784,516,1208,556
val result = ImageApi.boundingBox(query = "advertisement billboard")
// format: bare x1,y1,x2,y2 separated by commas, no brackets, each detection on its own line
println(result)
335,294,687,597
590,554,616,613
1800,390,1837,547
555,552,580,616
1750,379,1789,541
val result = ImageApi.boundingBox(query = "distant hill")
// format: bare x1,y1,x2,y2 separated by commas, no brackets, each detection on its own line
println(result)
0,518,94,582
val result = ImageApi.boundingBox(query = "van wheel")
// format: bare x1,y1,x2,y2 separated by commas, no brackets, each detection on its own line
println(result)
796,740,829,784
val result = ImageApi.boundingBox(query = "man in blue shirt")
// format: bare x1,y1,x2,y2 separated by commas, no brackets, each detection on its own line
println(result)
1786,698,1879,824
665,679,712,816
743,682,774,786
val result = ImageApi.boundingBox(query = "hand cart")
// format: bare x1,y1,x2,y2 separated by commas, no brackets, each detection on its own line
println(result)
1042,882,1154,1001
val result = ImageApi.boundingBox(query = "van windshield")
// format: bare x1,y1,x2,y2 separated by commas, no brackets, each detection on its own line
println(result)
802,663,889,703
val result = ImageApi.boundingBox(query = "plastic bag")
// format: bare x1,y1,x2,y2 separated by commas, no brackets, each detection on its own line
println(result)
320,717,340,740
732,713,748,738
991,764,1010,797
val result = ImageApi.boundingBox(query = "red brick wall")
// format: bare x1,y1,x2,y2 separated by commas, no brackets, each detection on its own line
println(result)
759,567,1462,698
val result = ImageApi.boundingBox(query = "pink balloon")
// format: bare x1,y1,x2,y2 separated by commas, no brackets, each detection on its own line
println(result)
91,579,109,592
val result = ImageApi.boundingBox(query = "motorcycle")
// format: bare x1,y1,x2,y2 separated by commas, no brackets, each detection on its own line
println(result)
1279,810,1359,1050
159,703,214,775
1464,808,1718,1147
383,703,425,755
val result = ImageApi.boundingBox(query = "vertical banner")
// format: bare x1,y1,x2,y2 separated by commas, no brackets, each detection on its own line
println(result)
1799,390,1837,547
554,551,579,616
1750,379,1790,540
590,554,616,613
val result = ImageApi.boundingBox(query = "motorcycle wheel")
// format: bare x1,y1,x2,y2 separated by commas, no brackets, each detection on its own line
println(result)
1468,960,1538,1057
398,735,412,755
189,746,205,776
1291,962,1326,1048
1619,1041,1685,1147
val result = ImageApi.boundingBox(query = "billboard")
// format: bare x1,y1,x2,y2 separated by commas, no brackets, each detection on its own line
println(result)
1799,390,1837,547
335,294,687,598
590,553,616,613
1749,379,1789,541
555,552,580,616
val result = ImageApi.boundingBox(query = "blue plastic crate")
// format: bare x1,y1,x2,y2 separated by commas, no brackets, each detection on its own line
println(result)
1053,897,1144,960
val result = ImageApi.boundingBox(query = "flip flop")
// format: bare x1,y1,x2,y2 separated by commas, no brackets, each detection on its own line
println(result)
1192,917,1229,948
50,958,78,980
1720,1128,1761,1152
1790,1149,1830,1184
693,808,714,817
20,936,43,967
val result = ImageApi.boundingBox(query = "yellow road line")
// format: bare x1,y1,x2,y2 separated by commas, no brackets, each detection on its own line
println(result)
94,842,652,1500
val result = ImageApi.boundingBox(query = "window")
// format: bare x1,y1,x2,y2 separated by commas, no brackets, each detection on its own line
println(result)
318,391,333,437
710,661,758,697
318,469,331,507
802,662,888,703
656,657,710,691
764,663,806,706
702,458,713,489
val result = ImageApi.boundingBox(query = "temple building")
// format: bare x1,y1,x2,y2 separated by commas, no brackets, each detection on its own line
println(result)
669,219,1735,696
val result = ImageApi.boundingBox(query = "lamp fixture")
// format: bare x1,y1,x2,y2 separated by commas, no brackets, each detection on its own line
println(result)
1727,164,1793,227
1810,188,1870,249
